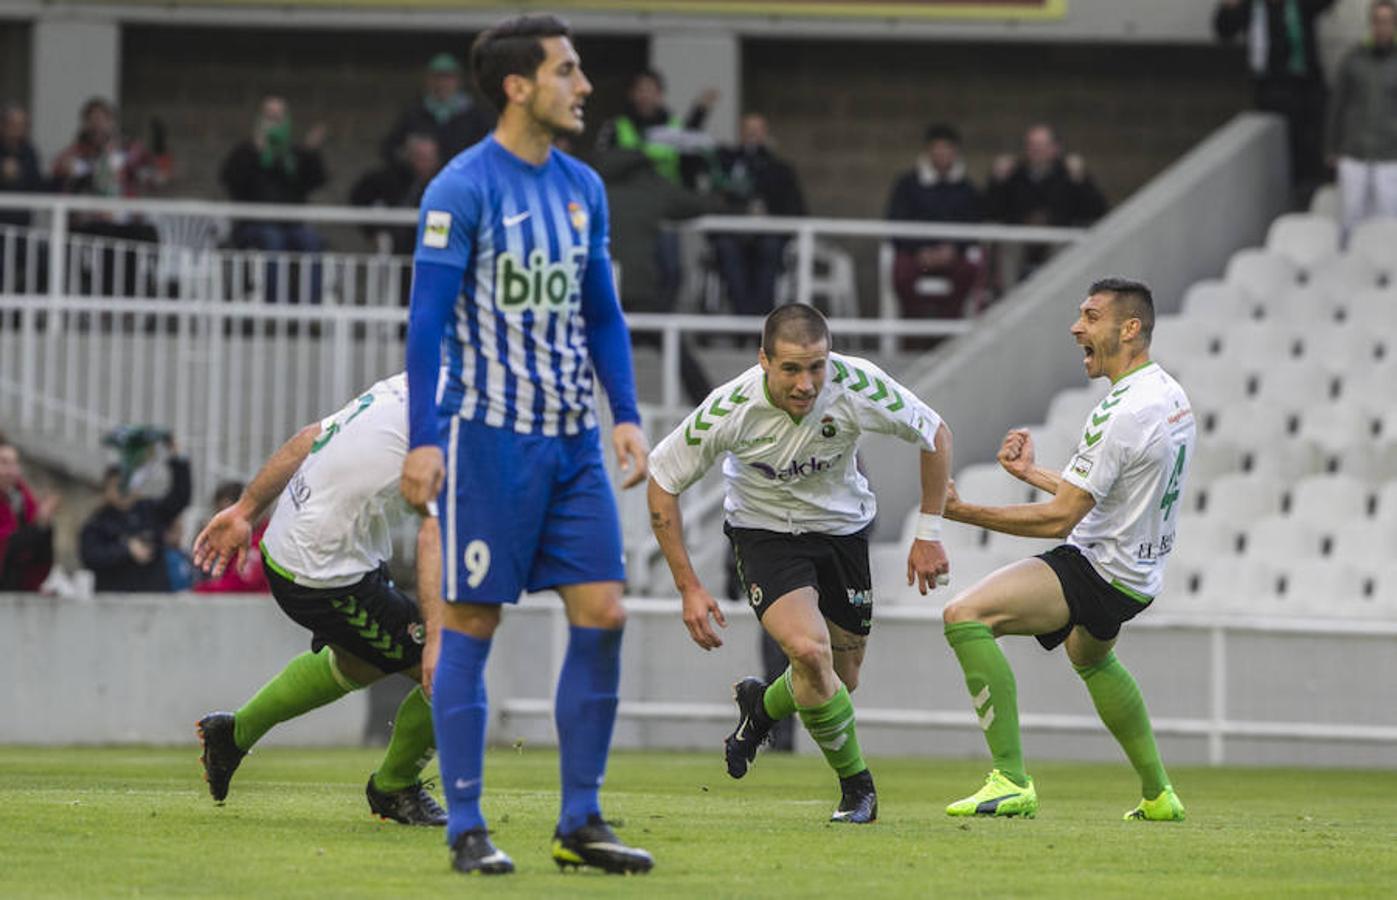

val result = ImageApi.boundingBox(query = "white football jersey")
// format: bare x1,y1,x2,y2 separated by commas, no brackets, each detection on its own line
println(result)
649,353,943,535
261,374,418,588
1060,362,1195,601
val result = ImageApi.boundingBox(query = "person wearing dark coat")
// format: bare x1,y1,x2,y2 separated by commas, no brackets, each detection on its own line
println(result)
885,123,986,319
381,53,493,165
710,114,807,317
1215,0,1338,191
0,434,57,592
593,146,721,406
80,446,191,593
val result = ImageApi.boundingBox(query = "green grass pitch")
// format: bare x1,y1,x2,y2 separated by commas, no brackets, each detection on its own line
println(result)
1,746,1393,897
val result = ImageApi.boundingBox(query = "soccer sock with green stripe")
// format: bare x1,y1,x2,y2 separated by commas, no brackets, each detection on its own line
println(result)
233,647,359,751
371,685,436,793
796,684,867,778
762,667,797,722
944,621,1027,787
1075,652,1170,799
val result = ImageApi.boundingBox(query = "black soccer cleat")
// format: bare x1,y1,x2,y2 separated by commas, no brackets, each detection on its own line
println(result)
724,676,774,779
451,828,515,875
552,816,654,874
365,774,448,826
831,769,878,824
196,712,246,803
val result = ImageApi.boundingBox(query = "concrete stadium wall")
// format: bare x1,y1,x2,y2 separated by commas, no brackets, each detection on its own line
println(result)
3,593,1393,769
858,113,1290,534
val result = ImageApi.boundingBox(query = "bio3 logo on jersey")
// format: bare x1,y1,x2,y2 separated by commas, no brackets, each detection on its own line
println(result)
748,453,843,482
495,247,586,312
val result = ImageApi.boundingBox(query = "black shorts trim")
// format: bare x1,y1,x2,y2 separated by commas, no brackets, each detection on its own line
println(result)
724,523,874,636
263,558,424,674
1035,544,1150,650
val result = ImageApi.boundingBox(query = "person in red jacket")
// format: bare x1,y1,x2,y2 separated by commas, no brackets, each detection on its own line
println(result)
0,433,58,591
193,480,269,594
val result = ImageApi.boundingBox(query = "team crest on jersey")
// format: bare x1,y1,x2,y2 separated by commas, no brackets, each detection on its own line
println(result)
1070,454,1093,477
567,201,588,233
820,415,837,438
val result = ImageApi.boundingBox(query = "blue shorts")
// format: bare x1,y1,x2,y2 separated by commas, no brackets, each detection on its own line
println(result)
438,417,626,603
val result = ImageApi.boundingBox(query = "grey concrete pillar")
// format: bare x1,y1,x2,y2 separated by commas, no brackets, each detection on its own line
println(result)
31,14,120,165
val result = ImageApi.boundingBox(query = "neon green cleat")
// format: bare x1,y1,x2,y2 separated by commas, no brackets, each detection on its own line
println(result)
946,769,1038,818
1124,786,1186,822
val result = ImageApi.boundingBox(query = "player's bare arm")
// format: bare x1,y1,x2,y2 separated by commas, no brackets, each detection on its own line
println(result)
908,421,953,595
401,445,446,510
193,421,320,576
612,422,650,489
946,476,1096,540
647,477,727,650
998,427,1062,495
415,516,444,699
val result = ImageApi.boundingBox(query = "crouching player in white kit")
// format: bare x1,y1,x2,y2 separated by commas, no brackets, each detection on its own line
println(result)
647,305,954,823
193,373,448,826
940,278,1193,821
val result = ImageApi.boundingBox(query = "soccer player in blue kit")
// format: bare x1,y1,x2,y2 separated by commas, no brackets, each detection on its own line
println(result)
399,15,653,877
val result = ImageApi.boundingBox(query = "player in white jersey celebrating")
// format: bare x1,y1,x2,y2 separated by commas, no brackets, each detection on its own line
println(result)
648,305,954,824
940,277,1193,822
192,374,448,827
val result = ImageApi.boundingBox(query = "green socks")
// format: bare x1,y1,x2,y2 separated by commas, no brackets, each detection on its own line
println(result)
945,621,1027,787
1076,652,1170,799
797,684,867,778
762,667,797,721
233,648,359,751
372,686,437,792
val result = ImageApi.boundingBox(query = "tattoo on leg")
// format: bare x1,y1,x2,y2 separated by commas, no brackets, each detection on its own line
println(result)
650,511,671,532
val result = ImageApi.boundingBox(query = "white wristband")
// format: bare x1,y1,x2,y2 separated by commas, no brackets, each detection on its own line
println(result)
915,513,944,542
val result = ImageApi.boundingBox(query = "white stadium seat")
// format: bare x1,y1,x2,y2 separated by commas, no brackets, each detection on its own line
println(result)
1208,401,1292,448
1187,439,1247,486
1150,314,1223,367
1326,519,1397,564
1219,319,1303,363
1280,560,1366,618
1197,473,1285,524
1251,361,1336,410
951,462,1034,508
1045,385,1101,433
1299,320,1383,370
1245,439,1329,483
1309,254,1384,299
1373,481,1397,522
1309,183,1340,221
1263,284,1343,324
1288,474,1373,522
1266,213,1341,273
1240,514,1325,559
1224,248,1301,303
1292,402,1376,450
1181,279,1253,323
1347,216,1397,275
1197,558,1282,614
1330,439,1397,483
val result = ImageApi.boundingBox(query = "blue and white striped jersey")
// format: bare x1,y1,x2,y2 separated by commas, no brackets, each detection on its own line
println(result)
412,136,612,437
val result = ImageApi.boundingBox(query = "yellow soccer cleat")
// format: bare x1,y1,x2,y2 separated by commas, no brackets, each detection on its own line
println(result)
1125,785,1186,822
946,769,1038,818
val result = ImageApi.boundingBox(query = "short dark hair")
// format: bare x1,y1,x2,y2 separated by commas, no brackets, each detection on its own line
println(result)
1089,277,1154,343
470,14,572,113
213,480,244,508
628,68,665,92
81,97,113,119
101,464,124,486
762,304,831,357
923,123,960,145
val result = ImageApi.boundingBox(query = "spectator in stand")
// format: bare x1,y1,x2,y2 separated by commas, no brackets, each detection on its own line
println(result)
79,437,191,593
220,96,329,302
51,98,163,294
0,104,44,226
596,70,719,311
711,114,807,317
593,146,720,406
1327,0,1397,234
193,480,269,594
0,104,45,293
0,432,58,591
1215,0,1337,195
220,95,328,251
381,52,493,165
986,124,1106,282
885,123,985,320
351,133,441,257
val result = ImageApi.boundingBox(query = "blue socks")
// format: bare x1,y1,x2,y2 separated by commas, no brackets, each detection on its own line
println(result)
554,625,622,835
433,628,492,845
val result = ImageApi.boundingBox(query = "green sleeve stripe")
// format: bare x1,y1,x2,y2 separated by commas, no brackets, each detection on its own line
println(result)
1110,578,1153,605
